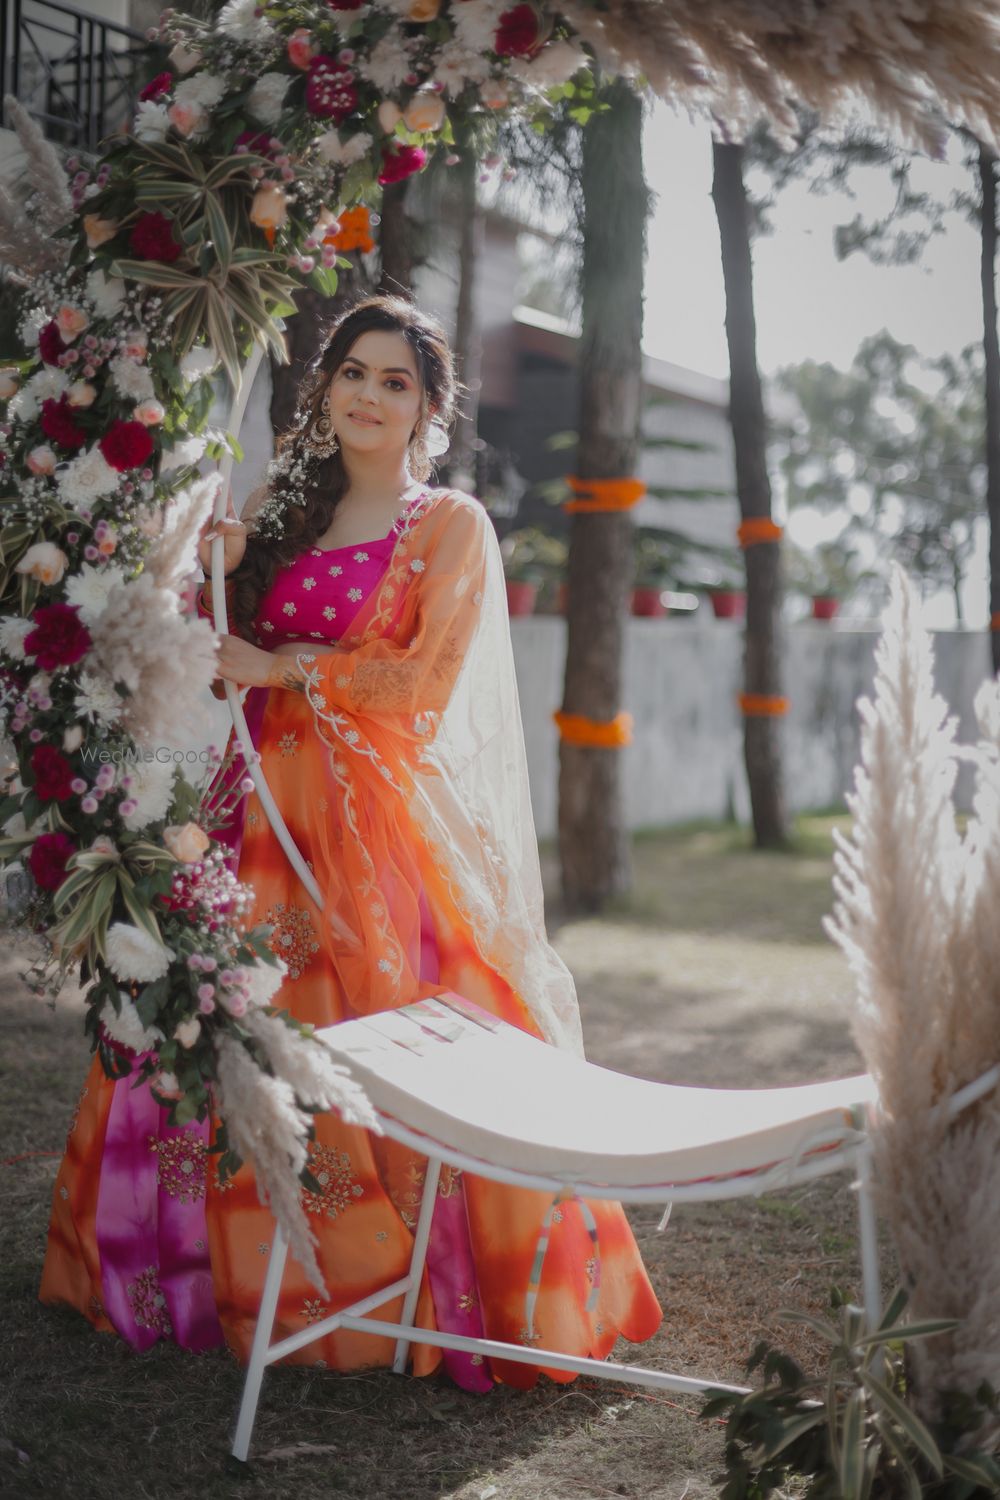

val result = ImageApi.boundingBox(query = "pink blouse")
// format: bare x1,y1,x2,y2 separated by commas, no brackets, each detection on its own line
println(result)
253,488,428,647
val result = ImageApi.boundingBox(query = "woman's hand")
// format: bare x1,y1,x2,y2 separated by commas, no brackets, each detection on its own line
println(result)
197,488,247,576
214,635,281,689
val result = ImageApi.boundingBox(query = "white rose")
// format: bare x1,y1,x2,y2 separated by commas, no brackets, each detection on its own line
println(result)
15,542,68,586
174,1016,202,1049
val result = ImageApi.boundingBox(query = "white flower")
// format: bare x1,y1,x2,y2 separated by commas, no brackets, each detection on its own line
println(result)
512,39,587,88
119,756,175,831
217,0,277,46
174,1016,202,1048
100,992,165,1052
64,562,126,625
360,36,412,92
244,956,287,1009
179,345,218,384
134,100,171,143
75,669,123,727
159,435,207,474
18,306,46,349
105,923,175,984
0,616,32,661
315,129,372,166
85,269,127,319
175,72,227,111
9,367,68,424
16,542,67,586
434,43,490,96
451,0,502,52
109,354,155,403
57,446,120,509
248,71,290,125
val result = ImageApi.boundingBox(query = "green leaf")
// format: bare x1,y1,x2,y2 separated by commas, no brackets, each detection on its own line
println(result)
204,288,243,396
309,264,339,299
877,1287,908,1333
753,1407,825,1462
204,191,233,272
944,1452,1000,1487
860,1370,943,1476
776,1309,841,1346
109,259,204,290
837,1389,866,1500
116,870,163,945
855,1317,959,1349
876,1419,923,1500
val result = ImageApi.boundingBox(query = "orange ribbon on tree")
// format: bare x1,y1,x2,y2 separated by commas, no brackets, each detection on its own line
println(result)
737,518,784,548
563,476,647,513
553,710,634,747
739,693,789,718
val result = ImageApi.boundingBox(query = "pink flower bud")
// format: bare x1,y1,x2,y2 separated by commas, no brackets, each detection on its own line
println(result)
197,982,215,1003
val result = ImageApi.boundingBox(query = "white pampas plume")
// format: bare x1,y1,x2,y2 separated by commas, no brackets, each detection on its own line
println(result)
241,1009,381,1129
214,1034,324,1293
145,474,220,595
5,96,73,231
825,566,1000,1430
89,574,217,746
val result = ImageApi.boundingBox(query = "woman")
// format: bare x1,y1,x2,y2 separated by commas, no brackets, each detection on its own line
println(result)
41,296,662,1389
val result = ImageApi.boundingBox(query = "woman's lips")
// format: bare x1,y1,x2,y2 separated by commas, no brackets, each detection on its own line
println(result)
347,411,382,426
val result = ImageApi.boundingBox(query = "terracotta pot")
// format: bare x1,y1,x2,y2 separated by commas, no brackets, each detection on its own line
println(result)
631,586,668,617
505,579,538,617
708,590,746,620
812,595,840,621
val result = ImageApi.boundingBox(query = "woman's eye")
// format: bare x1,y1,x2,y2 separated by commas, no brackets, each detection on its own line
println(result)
386,379,405,391
343,367,360,379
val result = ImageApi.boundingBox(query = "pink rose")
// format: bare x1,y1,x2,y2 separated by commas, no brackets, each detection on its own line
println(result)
133,400,165,426
26,446,56,476
287,27,318,69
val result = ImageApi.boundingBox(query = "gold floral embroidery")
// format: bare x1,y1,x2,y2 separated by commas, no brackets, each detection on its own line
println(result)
278,731,299,757
260,620,275,632
458,1289,478,1313
302,1298,325,1323
66,1084,88,1144
302,1142,364,1219
213,1166,237,1193
282,601,297,615
519,1327,542,1346
351,658,420,711
329,564,343,577
264,902,320,978
353,550,370,562
147,1133,207,1204
127,1266,172,1335
347,587,363,602
302,576,317,590
322,605,336,620
438,1166,464,1198
246,810,259,828
317,796,328,813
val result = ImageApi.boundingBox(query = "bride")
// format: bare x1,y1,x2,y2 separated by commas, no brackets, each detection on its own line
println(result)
41,294,662,1390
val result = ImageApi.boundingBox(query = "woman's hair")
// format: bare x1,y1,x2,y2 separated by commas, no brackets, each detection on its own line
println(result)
229,294,457,636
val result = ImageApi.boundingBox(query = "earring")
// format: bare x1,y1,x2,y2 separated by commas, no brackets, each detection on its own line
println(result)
309,409,340,459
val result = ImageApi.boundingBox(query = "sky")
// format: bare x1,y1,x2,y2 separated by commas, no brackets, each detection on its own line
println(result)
641,102,989,627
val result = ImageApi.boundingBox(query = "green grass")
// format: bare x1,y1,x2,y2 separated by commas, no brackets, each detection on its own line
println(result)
0,817,888,1500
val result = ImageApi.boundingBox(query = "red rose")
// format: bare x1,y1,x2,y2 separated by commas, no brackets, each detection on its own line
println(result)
129,211,182,263
494,3,542,57
99,419,154,472
306,56,358,121
30,744,75,802
139,71,173,102
378,143,428,186
28,831,76,891
234,130,280,158
38,320,66,367
23,603,92,671
40,395,87,450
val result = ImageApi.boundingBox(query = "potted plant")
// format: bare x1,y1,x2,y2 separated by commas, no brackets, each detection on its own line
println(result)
632,533,675,617
500,527,563,617
786,539,867,622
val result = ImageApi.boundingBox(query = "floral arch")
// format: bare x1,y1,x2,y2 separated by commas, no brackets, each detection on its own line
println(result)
0,0,628,1277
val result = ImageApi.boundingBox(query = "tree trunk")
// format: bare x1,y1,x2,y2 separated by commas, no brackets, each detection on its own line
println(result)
979,142,1000,672
378,178,415,297
444,140,484,491
557,80,648,913
711,140,789,849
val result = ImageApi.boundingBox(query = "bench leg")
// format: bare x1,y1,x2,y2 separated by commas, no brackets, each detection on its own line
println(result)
392,1155,441,1374
231,1222,289,1463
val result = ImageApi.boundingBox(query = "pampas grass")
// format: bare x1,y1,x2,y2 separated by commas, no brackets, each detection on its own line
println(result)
0,95,72,275
826,568,1000,1430
215,1024,381,1293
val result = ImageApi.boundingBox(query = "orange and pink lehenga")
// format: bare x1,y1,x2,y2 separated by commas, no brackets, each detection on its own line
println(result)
40,485,662,1389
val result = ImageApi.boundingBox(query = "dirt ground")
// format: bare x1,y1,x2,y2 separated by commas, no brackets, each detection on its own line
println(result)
0,817,885,1500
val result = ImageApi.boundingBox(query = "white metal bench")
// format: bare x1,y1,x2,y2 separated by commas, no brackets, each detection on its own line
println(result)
232,990,881,1461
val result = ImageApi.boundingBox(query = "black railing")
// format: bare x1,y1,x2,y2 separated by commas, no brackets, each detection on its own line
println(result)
0,0,159,155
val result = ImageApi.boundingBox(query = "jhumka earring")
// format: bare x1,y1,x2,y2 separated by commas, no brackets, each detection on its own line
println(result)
309,409,340,459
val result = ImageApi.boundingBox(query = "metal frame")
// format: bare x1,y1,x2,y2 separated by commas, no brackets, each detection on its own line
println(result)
231,1108,880,1463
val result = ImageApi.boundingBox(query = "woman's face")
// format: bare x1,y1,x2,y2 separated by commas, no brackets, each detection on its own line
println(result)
324,328,426,463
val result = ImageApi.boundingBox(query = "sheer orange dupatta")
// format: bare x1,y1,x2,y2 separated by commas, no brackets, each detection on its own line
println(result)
287,488,583,1054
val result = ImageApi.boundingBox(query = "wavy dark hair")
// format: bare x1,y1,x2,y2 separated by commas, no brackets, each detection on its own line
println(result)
229,295,457,637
